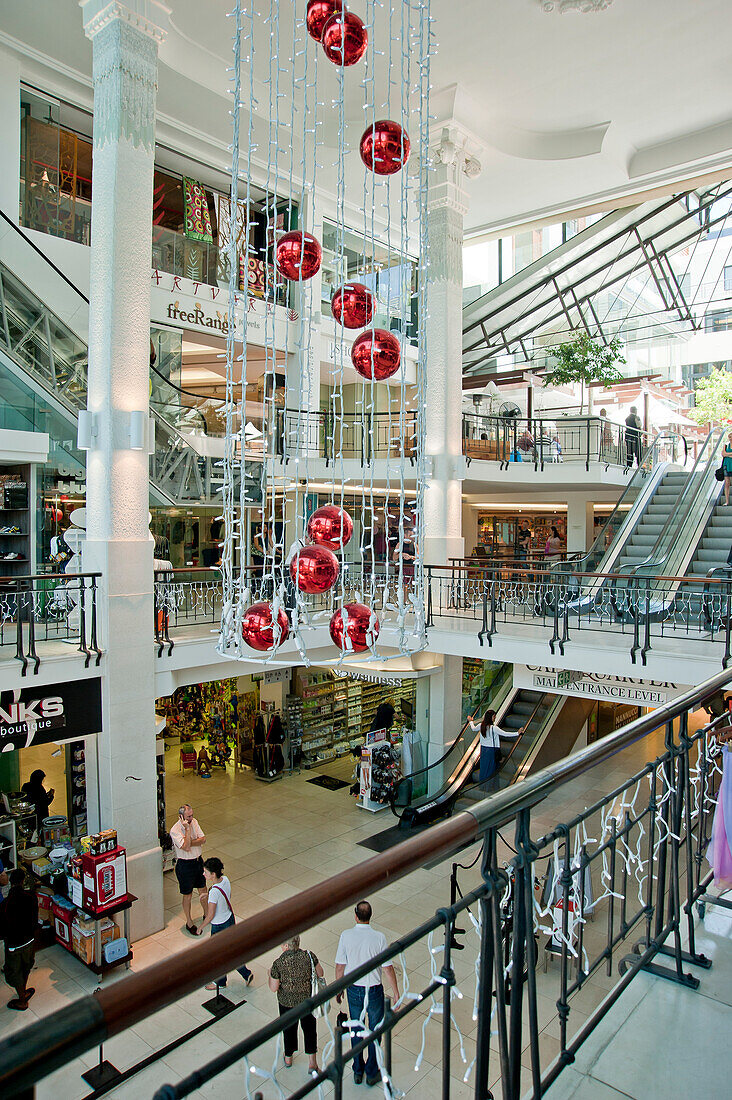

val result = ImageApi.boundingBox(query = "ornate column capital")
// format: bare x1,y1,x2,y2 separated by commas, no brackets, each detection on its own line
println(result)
80,0,171,42
80,0,169,152
428,125,483,215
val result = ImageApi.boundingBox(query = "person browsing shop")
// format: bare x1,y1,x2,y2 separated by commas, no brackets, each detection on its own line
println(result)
21,770,54,834
170,803,208,935
335,900,399,1087
198,857,254,988
469,709,523,783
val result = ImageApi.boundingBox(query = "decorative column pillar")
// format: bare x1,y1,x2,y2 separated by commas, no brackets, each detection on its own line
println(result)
80,0,169,939
423,128,481,566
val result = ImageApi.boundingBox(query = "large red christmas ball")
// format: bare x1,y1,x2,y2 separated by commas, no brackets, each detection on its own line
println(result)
331,282,375,329
329,602,380,653
351,328,401,381
307,505,354,552
275,231,322,281
360,120,410,176
241,602,289,652
306,0,343,41
290,545,340,594
322,10,368,66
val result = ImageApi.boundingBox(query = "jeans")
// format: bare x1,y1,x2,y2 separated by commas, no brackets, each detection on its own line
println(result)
210,914,252,987
346,983,384,1079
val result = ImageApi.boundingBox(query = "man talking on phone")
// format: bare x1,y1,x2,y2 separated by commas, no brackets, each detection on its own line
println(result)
170,803,208,935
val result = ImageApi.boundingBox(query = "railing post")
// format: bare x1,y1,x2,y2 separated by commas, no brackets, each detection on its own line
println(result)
585,416,591,472
89,575,101,665
678,710,712,968
426,566,434,628
640,576,652,665
474,831,499,1100
724,577,732,668
24,577,40,675
14,576,27,676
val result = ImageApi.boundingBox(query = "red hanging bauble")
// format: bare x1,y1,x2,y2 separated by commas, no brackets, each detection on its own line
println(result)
322,10,368,66
307,505,354,552
306,0,343,41
329,602,380,653
360,120,410,176
351,328,401,381
241,602,290,652
331,282,376,329
275,231,322,281
290,545,340,594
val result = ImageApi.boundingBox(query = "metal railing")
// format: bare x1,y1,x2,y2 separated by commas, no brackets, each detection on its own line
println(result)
154,563,732,665
462,413,657,471
427,564,732,666
277,408,418,464
1,668,728,1099
0,571,102,674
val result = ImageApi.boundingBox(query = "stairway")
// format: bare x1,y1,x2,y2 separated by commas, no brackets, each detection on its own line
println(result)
611,470,688,571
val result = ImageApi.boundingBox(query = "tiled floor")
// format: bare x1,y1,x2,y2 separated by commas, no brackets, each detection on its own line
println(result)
2,714,728,1100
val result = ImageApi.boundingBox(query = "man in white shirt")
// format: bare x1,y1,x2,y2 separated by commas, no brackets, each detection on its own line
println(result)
169,803,208,935
335,900,399,1087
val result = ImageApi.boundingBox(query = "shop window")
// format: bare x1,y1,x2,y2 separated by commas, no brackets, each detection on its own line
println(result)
724,265,732,292
321,219,418,345
20,88,93,245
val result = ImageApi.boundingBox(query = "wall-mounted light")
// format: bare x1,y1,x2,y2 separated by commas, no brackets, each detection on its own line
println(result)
77,410,98,451
130,411,156,453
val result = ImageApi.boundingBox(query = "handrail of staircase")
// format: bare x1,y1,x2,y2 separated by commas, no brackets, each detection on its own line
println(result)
616,428,725,582
2,664,732,1097
389,664,513,819
556,431,685,577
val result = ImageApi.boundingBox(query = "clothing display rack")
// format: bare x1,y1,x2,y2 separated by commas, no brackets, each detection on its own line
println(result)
253,709,287,783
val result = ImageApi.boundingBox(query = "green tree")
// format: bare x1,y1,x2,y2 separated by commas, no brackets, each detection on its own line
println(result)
689,367,732,426
542,333,625,413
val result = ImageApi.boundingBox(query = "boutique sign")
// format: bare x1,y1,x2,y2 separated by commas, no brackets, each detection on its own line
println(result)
513,665,687,706
0,678,103,751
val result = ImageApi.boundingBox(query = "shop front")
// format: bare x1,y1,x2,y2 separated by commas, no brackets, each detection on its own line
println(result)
0,677,135,976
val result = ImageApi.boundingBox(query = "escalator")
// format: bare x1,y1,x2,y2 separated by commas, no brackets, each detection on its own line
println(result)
0,214,250,506
392,669,587,828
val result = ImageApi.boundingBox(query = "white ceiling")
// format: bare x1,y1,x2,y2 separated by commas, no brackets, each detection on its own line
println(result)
1,0,731,235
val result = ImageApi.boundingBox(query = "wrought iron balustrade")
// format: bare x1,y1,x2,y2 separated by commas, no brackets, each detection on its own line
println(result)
1,669,728,1099
0,571,102,674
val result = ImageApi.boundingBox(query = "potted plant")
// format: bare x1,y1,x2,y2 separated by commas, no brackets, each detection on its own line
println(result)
542,333,625,414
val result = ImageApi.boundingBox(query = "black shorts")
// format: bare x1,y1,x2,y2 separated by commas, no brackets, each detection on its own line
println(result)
175,855,205,895
3,942,34,989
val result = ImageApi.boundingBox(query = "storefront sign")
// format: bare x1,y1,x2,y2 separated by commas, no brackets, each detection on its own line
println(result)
513,665,686,706
0,678,102,751
332,670,399,686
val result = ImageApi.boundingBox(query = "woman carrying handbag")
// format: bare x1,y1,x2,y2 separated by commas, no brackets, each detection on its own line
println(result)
199,857,254,990
269,934,325,1076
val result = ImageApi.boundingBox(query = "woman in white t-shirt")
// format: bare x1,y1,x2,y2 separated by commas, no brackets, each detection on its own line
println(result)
199,857,254,991
468,709,523,783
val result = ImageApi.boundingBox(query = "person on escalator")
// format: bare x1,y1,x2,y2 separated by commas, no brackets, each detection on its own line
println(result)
468,710,524,784
722,430,732,508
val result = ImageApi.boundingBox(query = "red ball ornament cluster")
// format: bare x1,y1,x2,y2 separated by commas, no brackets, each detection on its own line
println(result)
331,282,375,329
241,602,289,652
307,505,354,553
307,2,368,67
329,602,379,653
306,0,342,41
290,545,340,594
275,230,322,282
322,10,368,66
351,328,401,381
360,120,410,176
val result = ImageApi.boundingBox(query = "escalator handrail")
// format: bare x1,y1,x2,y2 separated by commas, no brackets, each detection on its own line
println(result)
614,428,724,581
389,665,512,815
549,431,683,580
457,690,561,800
0,209,223,416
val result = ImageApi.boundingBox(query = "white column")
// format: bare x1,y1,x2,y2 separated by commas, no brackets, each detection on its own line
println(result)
425,654,463,787
566,496,594,553
423,131,479,566
80,0,169,939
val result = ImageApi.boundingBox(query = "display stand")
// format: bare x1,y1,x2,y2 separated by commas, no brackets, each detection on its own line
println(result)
358,729,403,813
55,893,136,977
